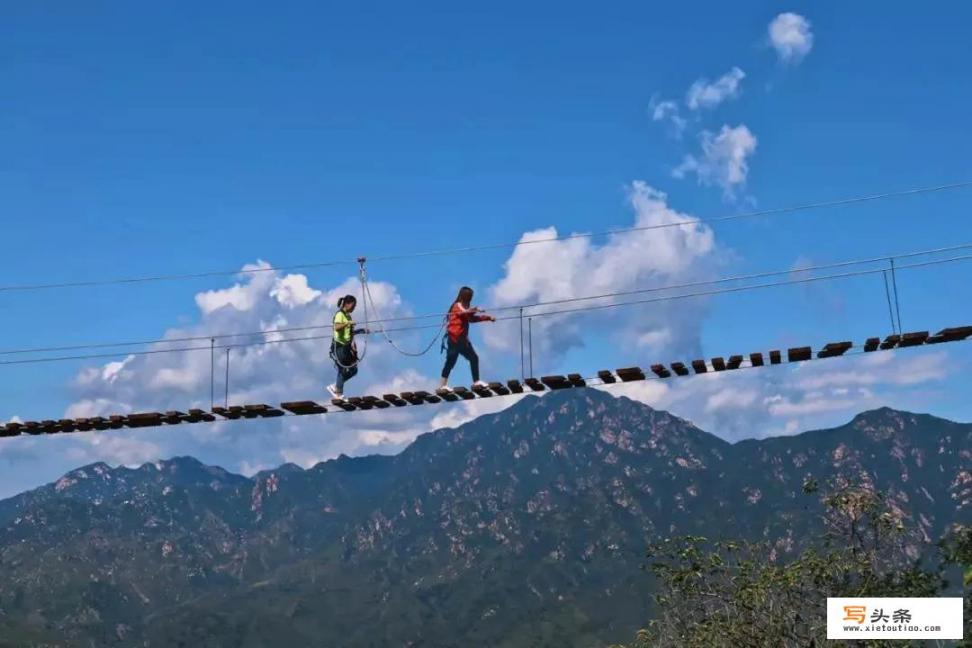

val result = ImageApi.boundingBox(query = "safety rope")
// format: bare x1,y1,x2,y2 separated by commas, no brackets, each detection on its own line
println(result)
360,259,447,357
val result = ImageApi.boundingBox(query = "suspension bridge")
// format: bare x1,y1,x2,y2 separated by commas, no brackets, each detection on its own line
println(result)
1,181,971,439
1,325,967,437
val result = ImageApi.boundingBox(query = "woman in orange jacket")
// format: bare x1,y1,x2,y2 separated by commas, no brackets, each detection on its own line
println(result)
439,286,495,390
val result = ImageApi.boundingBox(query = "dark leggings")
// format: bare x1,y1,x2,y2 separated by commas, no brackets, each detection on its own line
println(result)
333,343,358,392
441,337,479,383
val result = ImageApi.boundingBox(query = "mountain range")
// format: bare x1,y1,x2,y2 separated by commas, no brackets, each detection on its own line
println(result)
0,388,968,647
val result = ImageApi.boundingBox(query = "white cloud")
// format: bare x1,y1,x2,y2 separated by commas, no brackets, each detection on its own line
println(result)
483,182,718,364
65,398,132,419
150,367,201,392
594,380,671,409
238,459,274,476
769,13,813,63
356,428,428,448
686,67,746,111
649,96,687,135
77,434,163,468
674,124,757,198
705,386,758,413
271,274,322,309
793,351,948,391
194,261,275,315
428,394,528,431
766,393,863,417
637,328,673,350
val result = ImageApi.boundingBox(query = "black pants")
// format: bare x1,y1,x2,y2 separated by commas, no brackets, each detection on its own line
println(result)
441,337,479,383
333,343,358,392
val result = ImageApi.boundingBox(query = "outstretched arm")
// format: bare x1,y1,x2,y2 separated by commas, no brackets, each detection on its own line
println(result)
454,304,495,323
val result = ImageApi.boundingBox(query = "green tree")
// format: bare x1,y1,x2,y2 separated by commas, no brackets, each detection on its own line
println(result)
941,523,971,648
611,479,960,648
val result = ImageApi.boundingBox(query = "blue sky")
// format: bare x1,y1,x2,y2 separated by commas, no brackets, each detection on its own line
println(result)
0,2,970,497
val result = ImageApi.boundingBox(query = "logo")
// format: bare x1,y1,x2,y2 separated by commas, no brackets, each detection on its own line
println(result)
842,605,866,624
828,598,963,640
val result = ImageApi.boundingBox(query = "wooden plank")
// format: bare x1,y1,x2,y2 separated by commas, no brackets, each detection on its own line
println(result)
935,325,972,342
864,337,880,352
436,388,460,402
212,407,242,420
452,386,476,400
749,352,764,367
524,378,546,392
108,415,126,429
727,355,744,370
125,412,162,427
40,420,60,434
347,397,371,410
88,416,111,430
24,421,42,435
898,331,929,347
506,379,524,394
617,367,646,382
691,359,708,374
489,381,512,395
382,394,408,407
567,374,586,387
817,341,852,358
330,399,357,411
74,418,93,431
186,409,216,422
597,370,617,384
925,325,972,343
879,334,901,350
769,350,782,365
788,347,812,362
162,411,185,424
399,392,424,405
651,364,671,378
540,375,571,390
0,424,19,437
58,419,77,433
413,391,441,404
281,401,328,415
471,384,493,397
670,362,689,376
711,357,726,372
246,404,285,417
362,396,390,409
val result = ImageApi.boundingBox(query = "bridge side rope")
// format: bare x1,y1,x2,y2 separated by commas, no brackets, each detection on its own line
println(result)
0,241,969,361
1,250,971,368
4,326,970,437
360,258,447,357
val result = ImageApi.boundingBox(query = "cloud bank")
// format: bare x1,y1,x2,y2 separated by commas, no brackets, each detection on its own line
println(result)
769,13,814,63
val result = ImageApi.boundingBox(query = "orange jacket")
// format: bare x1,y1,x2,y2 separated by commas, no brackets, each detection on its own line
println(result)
446,302,488,342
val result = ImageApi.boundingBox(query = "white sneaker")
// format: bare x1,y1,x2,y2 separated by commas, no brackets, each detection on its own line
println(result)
436,385,452,393
326,384,342,399
472,381,489,389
